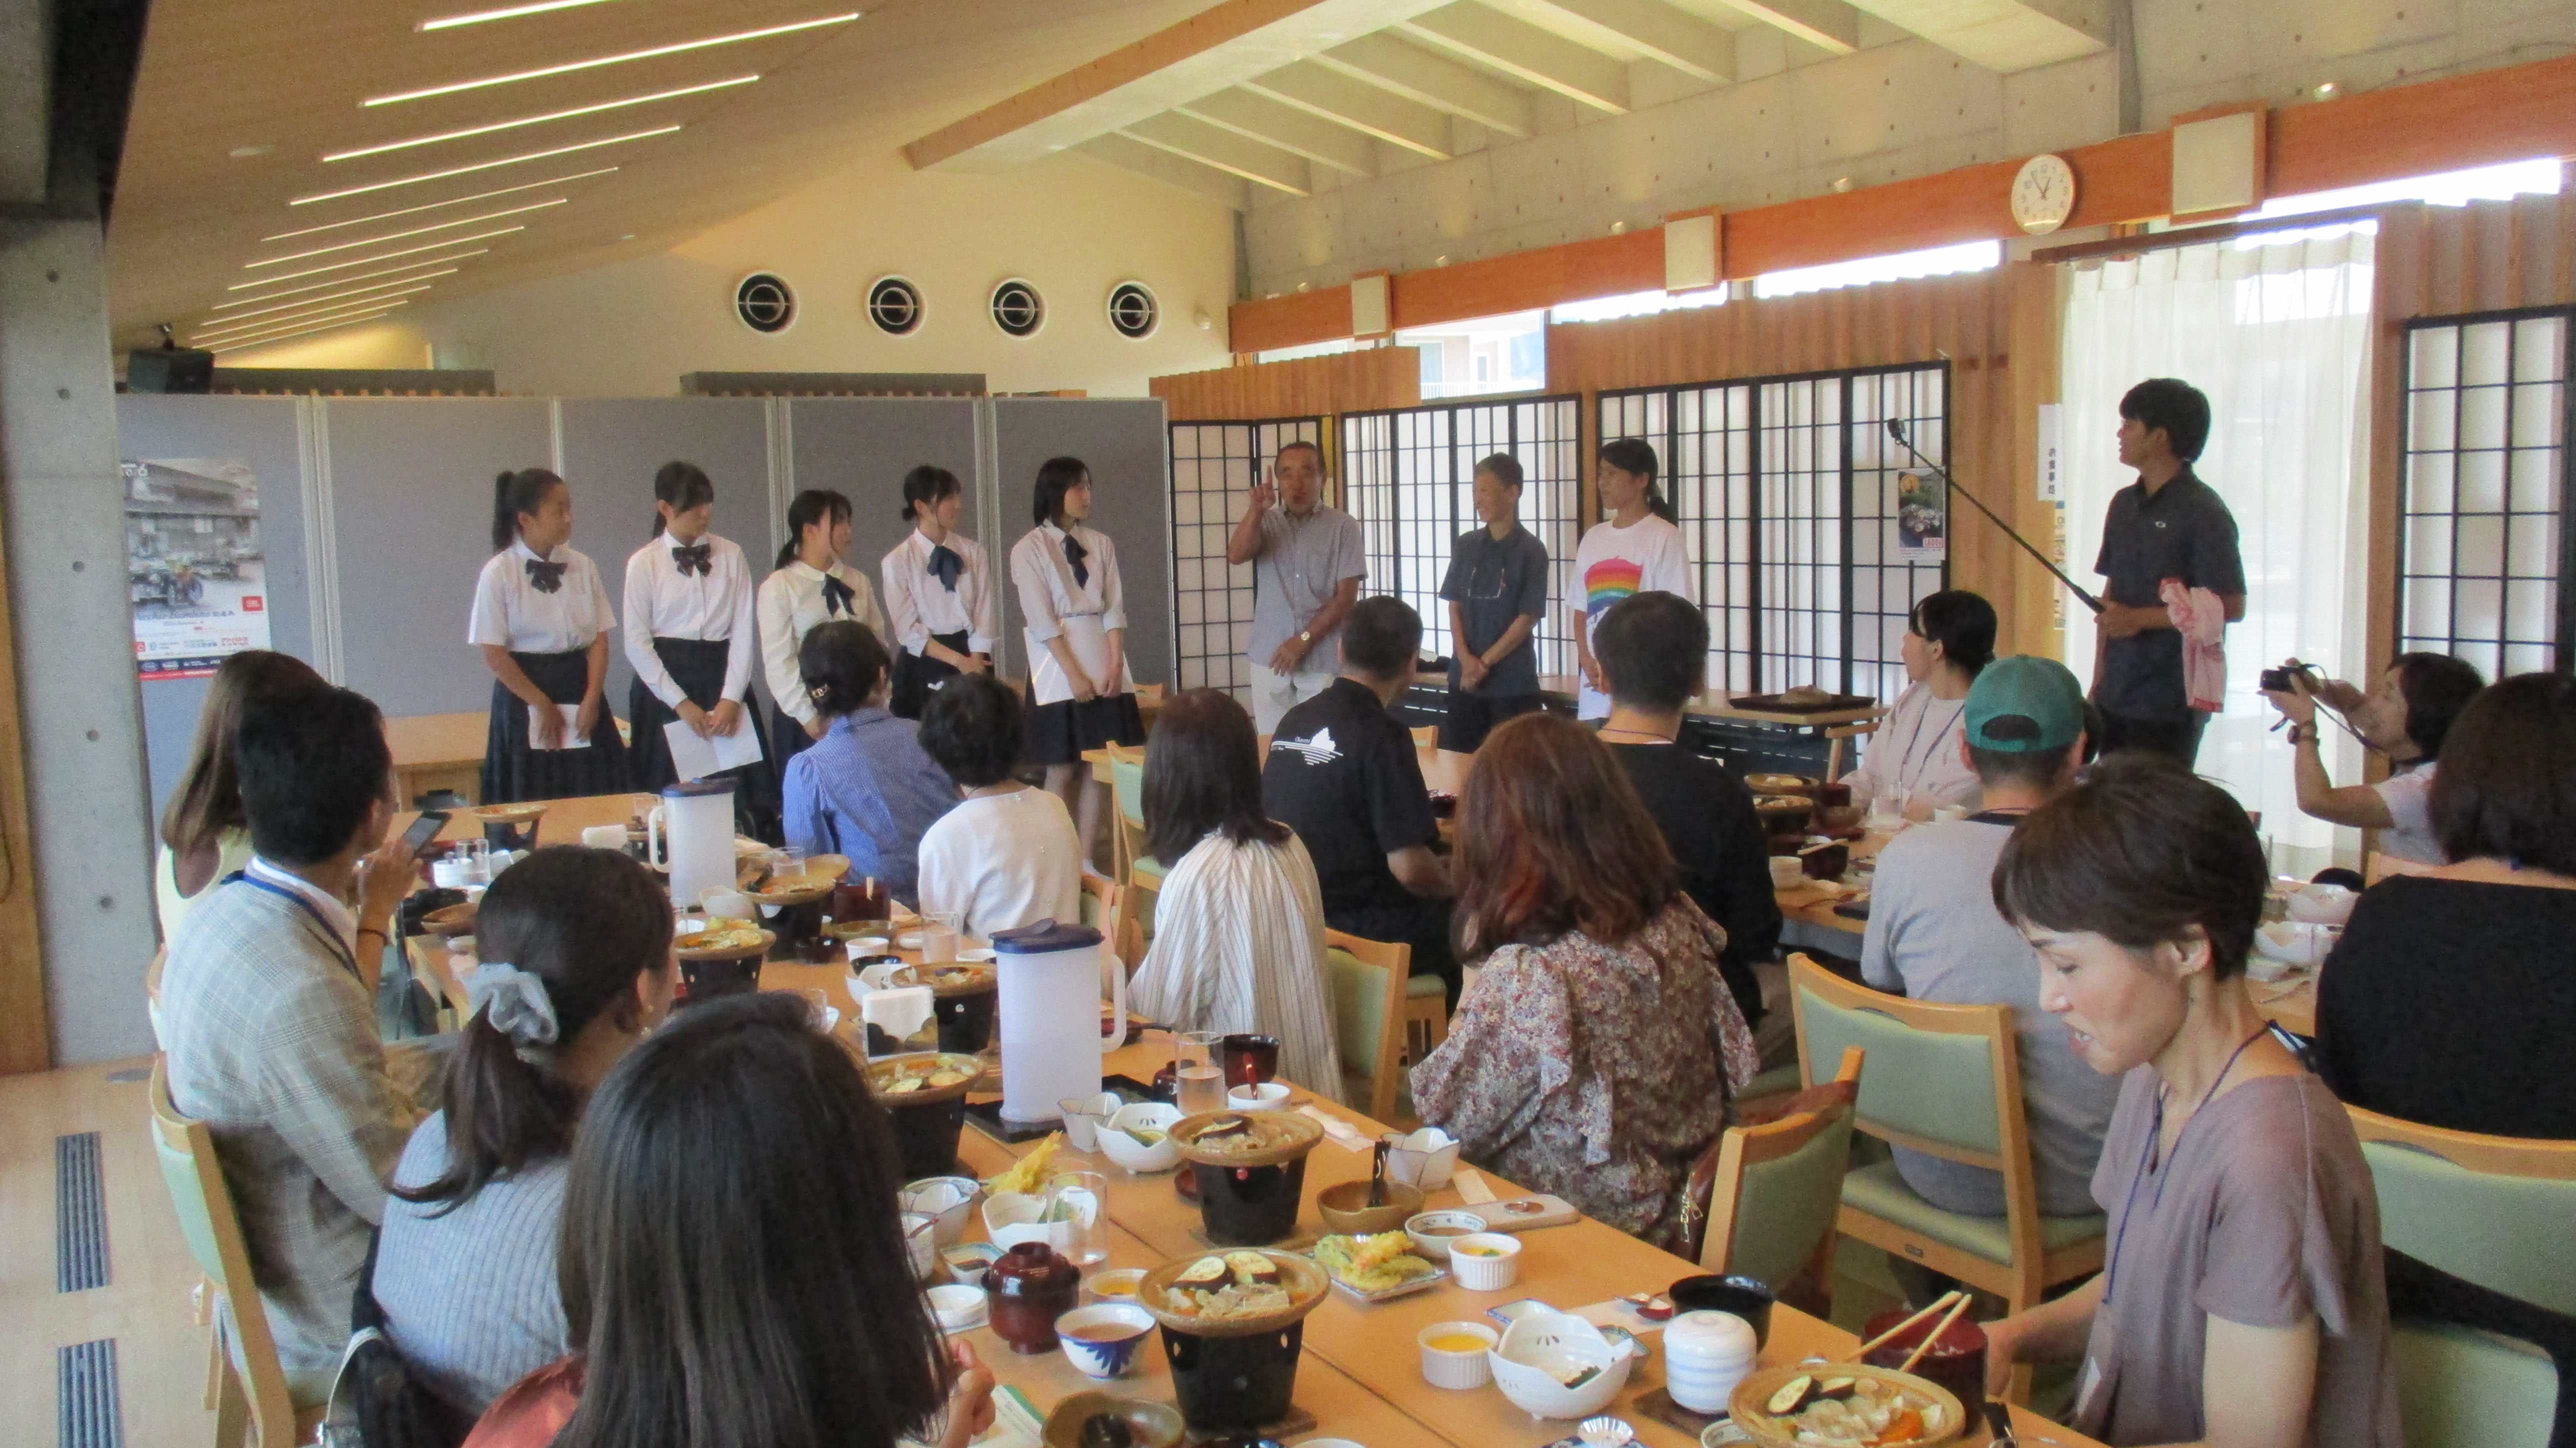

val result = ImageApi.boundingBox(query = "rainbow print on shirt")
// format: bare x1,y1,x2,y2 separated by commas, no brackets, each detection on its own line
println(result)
1583,558,1645,618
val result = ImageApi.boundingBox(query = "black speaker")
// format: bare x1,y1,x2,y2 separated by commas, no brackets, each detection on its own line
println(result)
128,348,214,394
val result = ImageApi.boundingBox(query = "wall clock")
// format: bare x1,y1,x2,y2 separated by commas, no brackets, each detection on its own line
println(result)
2012,154,2078,236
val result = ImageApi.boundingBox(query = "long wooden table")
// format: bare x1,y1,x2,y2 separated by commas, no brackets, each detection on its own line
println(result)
387,710,491,807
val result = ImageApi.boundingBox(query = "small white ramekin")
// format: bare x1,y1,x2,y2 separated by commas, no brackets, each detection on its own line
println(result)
1418,1321,1499,1388
1447,1232,1522,1291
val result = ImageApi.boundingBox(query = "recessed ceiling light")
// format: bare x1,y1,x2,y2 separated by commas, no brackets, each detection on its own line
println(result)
262,170,616,241
202,281,439,325
246,200,564,267
234,226,524,284
228,144,274,158
290,128,674,205
325,76,755,163
420,0,625,30
194,302,411,347
202,310,406,352
364,12,858,106
220,254,483,300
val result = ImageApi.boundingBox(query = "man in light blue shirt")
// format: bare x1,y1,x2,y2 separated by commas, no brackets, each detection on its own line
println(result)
1227,440,1366,733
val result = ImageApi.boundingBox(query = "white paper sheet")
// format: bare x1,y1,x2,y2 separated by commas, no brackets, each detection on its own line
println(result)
662,714,765,779
528,702,588,750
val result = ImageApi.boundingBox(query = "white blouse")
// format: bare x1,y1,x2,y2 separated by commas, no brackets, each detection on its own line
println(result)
621,532,758,708
1841,680,1982,813
468,541,616,654
1010,522,1133,706
756,559,886,728
1130,830,1342,1104
880,528,997,658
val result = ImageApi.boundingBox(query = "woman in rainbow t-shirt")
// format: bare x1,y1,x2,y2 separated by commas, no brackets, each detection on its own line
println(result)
1570,438,1693,720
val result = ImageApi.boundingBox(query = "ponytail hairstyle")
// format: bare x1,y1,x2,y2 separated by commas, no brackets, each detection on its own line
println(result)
492,468,566,552
1031,456,1091,528
1597,438,1674,523
395,846,672,1211
776,488,853,569
159,650,325,858
900,464,963,524
648,460,716,538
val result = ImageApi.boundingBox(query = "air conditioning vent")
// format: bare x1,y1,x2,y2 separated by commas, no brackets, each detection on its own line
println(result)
1106,281,1158,340
990,278,1044,338
866,276,923,336
734,273,795,334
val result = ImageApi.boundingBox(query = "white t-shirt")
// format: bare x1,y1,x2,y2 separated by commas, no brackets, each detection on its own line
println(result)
467,541,615,654
1841,681,1982,814
2372,762,2442,864
914,786,1084,939
1570,514,1693,719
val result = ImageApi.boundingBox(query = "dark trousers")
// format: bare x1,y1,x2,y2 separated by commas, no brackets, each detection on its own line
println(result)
2096,708,2210,768
1437,689,1545,752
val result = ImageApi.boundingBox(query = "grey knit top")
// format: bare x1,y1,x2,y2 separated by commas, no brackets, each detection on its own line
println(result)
372,1112,570,1418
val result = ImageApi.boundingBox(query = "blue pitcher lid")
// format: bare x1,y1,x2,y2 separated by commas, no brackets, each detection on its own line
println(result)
662,778,738,798
988,918,1103,954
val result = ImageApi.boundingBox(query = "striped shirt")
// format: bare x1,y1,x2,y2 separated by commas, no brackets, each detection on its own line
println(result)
1130,830,1343,1103
374,1112,571,1418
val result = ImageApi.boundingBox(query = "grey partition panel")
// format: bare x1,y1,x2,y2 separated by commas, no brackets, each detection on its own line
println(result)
113,394,316,820
786,398,984,632
558,398,774,713
324,398,557,720
991,398,1172,686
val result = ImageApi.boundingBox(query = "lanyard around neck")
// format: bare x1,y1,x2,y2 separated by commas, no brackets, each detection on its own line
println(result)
230,872,362,982
2104,1028,2268,1298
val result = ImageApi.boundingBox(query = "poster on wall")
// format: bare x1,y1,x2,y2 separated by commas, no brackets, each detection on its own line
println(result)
122,458,272,680
1896,470,1948,561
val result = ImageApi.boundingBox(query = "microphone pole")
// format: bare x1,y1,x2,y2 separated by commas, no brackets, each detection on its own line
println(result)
1886,418,2104,614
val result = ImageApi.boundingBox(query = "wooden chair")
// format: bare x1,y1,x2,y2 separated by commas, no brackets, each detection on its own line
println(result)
1325,928,1412,1123
1410,724,1437,750
150,1058,328,1447
2348,1104,2576,1448
146,946,168,1048
1823,719,1878,781
2366,850,2438,886
1079,872,1137,974
1104,744,1164,953
1788,955,2106,1318
1402,978,1449,1063
1696,1046,1866,1304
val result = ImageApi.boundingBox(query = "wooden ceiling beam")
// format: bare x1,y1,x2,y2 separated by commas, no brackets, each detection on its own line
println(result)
1242,60,1456,158
1177,88,1378,176
1118,113,1316,196
1398,2,1628,114
1523,0,1734,86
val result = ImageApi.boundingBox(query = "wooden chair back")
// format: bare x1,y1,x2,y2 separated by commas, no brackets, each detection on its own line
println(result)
1325,928,1412,1123
1698,1046,1864,1286
1080,873,1138,974
1409,724,1437,750
1106,742,1150,884
2348,1104,2576,1317
150,1057,304,1447
2365,850,2438,885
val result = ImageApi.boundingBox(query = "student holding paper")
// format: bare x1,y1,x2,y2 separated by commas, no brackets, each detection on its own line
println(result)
1010,456,1143,862
472,468,629,803
622,462,773,830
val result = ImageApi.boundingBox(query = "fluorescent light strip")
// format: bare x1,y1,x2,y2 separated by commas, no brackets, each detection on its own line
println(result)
218,254,482,302
234,226,523,284
290,129,674,205
364,12,856,106
262,169,614,241
195,302,410,348
420,0,624,30
205,311,404,353
198,284,436,334
204,281,437,326
328,77,752,163
247,200,562,266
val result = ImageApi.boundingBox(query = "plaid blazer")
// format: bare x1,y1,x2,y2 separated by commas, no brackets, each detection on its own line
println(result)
160,875,408,1376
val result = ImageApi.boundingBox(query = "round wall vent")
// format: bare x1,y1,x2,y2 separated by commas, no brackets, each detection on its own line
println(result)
734,273,795,334
866,275,924,336
1106,281,1158,340
990,278,1044,338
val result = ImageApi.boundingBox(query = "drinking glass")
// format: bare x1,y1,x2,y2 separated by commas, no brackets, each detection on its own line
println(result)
770,845,808,878
1050,1170,1110,1268
1175,1030,1226,1115
920,910,962,965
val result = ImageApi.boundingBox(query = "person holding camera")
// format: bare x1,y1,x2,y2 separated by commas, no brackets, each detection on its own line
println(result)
2260,652,2484,864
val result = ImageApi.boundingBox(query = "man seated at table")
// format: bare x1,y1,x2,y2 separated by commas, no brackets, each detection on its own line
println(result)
160,680,420,1386
1590,590,1782,1048
1263,595,1456,995
1860,656,2117,1224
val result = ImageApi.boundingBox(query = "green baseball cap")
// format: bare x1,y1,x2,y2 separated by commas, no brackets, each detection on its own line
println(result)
1964,655,2086,752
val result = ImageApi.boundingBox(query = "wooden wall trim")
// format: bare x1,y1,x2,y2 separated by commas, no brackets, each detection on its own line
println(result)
1148,346,1421,421
1230,284,1355,356
0,494,46,1074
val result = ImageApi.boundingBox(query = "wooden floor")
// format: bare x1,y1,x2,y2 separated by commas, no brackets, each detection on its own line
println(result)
4,1056,218,1448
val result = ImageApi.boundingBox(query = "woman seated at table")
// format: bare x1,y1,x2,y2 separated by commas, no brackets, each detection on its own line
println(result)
2260,651,2484,865
780,620,958,906
1841,588,1993,820
155,649,322,942
914,673,1082,938
1982,754,2399,1448
376,846,676,1424
463,994,995,1448
1128,688,1341,1102
1410,712,1758,1252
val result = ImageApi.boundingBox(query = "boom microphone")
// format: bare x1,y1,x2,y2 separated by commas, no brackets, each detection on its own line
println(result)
1886,418,2104,614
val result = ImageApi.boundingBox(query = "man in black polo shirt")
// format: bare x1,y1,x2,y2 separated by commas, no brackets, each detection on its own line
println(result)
1436,452,1552,752
1262,596,1456,994
2091,378,2246,765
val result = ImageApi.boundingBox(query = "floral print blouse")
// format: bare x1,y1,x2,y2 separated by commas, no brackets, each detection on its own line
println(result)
1410,898,1760,1252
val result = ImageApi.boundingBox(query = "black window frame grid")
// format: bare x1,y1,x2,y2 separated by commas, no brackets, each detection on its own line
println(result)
1166,416,1324,704
1338,394,1583,677
2396,304,2572,680
1598,361,1951,698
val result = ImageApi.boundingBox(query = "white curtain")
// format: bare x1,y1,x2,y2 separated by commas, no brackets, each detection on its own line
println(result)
2058,228,2376,874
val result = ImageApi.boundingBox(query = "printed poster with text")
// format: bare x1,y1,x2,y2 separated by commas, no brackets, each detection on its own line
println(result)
122,458,272,680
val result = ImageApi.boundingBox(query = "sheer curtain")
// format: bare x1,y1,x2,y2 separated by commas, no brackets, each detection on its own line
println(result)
2059,228,2376,873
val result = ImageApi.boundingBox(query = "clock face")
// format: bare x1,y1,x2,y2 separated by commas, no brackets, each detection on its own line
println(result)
2012,154,2078,235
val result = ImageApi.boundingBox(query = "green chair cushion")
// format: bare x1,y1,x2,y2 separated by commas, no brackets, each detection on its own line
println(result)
1328,948,1389,1082
2364,1140,2576,1318
1840,1158,2104,1268
1110,756,1146,829
2392,1318,2556,1448
1738,1062,1804,1104
1724,1111,1855,1290
1796,988,2002,1156
1406,973,1444,999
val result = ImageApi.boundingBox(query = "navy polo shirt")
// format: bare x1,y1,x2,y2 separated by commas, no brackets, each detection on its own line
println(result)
1262,678,1438,918
2092,468,2246,721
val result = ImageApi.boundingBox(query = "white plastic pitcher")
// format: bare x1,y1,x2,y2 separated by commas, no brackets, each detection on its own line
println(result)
988,918,1124,1126
647,778,738,911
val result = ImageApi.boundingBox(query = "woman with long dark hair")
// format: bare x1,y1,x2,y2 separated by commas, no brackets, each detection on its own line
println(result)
756,488,886,776
1009,456,1143,856
620,462,773,816
1128,688,1340,1100
470,468,630,801
461,994,996,1448
1410,711,1756,1250
155,649,323,941
374,846,675,1422
1840,588,1996,819
880,465,996,720
1568,438,1691,722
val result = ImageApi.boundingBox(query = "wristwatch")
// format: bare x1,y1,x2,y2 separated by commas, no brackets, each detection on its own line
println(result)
2287,724,2309,746
1297,629,1313,644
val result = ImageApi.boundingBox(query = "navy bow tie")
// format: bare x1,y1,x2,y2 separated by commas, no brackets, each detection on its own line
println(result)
928,544,964,592
1062,534,1090,590
821,573,855,617
672,542,712,577
524,558,566,594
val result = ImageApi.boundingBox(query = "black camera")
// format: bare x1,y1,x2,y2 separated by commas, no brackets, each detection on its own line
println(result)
2260,662,2319,693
